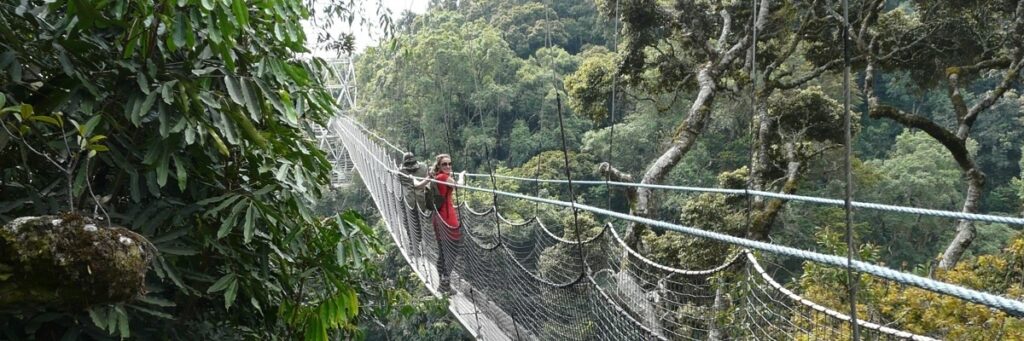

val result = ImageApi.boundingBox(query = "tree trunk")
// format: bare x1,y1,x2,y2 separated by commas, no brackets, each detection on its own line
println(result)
938,168,986,269
624,65,717,248
747,142,802,241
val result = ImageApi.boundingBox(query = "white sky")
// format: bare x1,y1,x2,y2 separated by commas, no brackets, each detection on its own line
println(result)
303,0,430,56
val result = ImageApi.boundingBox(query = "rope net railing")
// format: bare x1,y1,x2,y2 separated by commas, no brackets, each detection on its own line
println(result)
348,114,1024,227
335,116,1021,340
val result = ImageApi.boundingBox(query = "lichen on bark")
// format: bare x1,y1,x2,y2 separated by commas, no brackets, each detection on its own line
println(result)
0,214,154,308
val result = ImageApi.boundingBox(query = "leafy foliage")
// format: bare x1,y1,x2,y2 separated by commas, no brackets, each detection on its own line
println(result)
0,0,383,339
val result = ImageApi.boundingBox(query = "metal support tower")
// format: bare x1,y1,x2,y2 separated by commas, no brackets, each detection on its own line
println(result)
315,57,358,187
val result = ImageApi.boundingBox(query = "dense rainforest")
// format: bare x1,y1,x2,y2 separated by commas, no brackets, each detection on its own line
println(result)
354,0,1024,338
1,0,1023,339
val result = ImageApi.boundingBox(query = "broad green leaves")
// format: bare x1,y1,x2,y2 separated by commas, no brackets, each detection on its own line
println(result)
1,0,376,339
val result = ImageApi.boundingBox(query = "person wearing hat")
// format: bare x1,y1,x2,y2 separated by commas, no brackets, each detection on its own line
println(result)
413,153,465,294
399,152,428,257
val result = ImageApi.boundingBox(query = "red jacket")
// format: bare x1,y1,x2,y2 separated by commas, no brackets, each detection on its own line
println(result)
433,171,461,240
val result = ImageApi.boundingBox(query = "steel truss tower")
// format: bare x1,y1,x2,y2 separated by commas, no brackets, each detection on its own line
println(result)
315,57,357,187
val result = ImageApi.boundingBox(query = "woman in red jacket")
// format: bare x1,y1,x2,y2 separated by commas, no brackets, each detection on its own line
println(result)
416,153,464,294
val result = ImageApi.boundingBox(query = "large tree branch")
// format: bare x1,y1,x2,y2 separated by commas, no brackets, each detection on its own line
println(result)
598,162,637,204
598,162,634,183
868,105,976,171
625,65,717,248
961,55,1024,137
876,25,942,63
856,0,886,49
771,56,864,90
747,142,802,241
945,72,971,126
764,5,818,82
716,10,732,53
864,59,976,170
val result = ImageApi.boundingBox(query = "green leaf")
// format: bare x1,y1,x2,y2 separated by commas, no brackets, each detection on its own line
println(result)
255,79,285,114
81,115,102,136
127,304,174,319
156,149,170,187
201,0,215,11
206,14,223,44
160,246,199,256
217,199,247,239
136,71,150,94
207,273,235,293
173,12,187,48
0,51,14,71
28,115,60,126
241,78,261,122
72,165,88,197
232,0,249,27
207,194,242,215
224,278,238,310
319,302,330,328
151,227,190,244
116,306,130,337
336,241,346,265
56,46,74,76
161,81,178,105
128,171,141,202
106,306,118,333
225,74,244,105
159,256,187,290
87,307,106,329
137,296,175,307
172,154,187,191
135,91,158,126
243,203,256,244
347,287,358,318
9,58,22,83
19,103,33,118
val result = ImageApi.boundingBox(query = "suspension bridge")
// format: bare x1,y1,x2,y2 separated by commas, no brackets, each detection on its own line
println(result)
317,58,1024,340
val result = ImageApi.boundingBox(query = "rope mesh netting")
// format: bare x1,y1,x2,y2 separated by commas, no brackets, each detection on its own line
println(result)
337,116,983,340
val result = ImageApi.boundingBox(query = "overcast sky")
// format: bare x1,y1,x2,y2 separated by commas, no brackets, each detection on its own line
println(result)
302,0,430,56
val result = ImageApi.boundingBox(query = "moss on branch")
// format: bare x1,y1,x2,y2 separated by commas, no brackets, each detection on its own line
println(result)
0,214,154,309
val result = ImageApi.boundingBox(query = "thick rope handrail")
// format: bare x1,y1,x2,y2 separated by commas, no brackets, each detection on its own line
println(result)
463,172,1024,226
745,252,938,341
337,117,1024,317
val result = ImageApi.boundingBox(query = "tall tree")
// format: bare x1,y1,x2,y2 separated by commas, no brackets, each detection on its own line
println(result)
573,0,858,246
847,0,1024,268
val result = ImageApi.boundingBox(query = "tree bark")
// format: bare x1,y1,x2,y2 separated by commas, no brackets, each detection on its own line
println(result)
747,142,803,241
938,169,986,269
624,65,717,248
